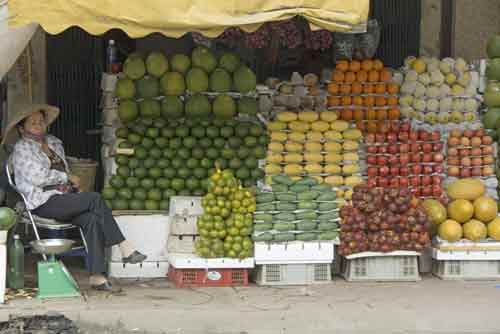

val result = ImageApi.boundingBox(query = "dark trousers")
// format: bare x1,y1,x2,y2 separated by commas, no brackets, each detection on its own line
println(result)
33,192,125,274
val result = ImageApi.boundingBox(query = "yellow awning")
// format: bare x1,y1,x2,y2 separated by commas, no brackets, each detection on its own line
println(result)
8,0,369,38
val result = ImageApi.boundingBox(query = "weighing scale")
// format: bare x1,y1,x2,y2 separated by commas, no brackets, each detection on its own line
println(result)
30,239,81,299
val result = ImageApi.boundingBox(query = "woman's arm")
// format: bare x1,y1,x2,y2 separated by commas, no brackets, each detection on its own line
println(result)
12,141,68,187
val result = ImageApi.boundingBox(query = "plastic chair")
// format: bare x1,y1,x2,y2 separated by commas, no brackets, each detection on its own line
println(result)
5,161,88,264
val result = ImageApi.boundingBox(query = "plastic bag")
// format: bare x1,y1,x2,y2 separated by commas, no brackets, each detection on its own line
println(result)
354,19,381,60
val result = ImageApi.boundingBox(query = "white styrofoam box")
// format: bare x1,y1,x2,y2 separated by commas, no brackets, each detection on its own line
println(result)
432,248,500,261
167,235,198,254
342,252,420,282
254,241,335,265
170,216,197,235
108,261,169,279
110,214,170,262
101,73,118,92
168,253,254,269
169,196,203,217
0,245,5,304
254,263,332,286
433,260,500,280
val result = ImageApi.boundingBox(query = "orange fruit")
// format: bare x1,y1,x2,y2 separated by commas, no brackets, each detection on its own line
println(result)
340,84,351,95
380,68,392,82
327,83,339,94
368,70,380,82
341,96,352,106
344,71,356,83
356,70,368,82
351,82,363,94
336,60,349,72
387,96,398,106
363,96,375,107
327,96,340,107
387,83,400,94
366,121,378,134
375,83,387,94
376,109,387,121
341,109,353,121
388,107,401,120
366,108,377,120
349,60,361,72
332,70,345,82
353,109,364,121
363,84,374,94
352,96,364,106
373,59,384,70
375,96,387,106
361,59,374,71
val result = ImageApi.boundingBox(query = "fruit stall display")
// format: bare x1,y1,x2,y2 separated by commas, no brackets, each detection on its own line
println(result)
483,35,500,110
253,175,339,242
194,169,255,259
365,121,446,200
265,111,364,200
326,59,402,123
399,56,480,125
339,184,431,256
446,127,496,179
268,73,325,111
423,178,500,243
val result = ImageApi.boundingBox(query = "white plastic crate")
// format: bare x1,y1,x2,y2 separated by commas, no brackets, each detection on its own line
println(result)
342,251,420,282
167,235,198,254
0,245,5,304
170,216,197,235
108,261,169,278
432,248,500,261
254,263,332,286
169,196,203,217
168,253,254,269
433,260,500,280
110,214,170,262
254,241,336,265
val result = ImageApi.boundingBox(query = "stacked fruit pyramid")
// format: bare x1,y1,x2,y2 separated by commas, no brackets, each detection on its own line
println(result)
253,175,339,242
265,111,363,200
102,48,267,210
483,35,500,124
423,178,500,243
195,169,255,259
399,56,479,124
326,59,401,126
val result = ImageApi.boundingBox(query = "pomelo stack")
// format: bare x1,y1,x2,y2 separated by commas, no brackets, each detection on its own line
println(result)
253,175,339,242
399,56,479,125
483,35,500,110
327,59,401,125
265,111,363,200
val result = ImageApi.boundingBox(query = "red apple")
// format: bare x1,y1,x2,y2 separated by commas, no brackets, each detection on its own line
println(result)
400,122,411,132
391,122,401,132
399,178,409,187
390,178,400,188
422,143,433,153
378,177,389,188
433,165,444,174
409,131,419,142
422,153,433,163
448,166,460,177
366,133,376,143
399,154,410,165
421,175,432,186
432,175,442,185
378,146,388,154
377,156,388,166
433,143,444,152
367,146,378,154
459,148,470,157
367,167,378,177
423,165,434,175
460,168,471,178
431,131,441,141
419,130,430,141
387,132,398,143
399,143,410,153
398,132,409,142
433,153,444,163
471,167,482,177
388,155,399,165
390,167,400,177
400,167,410,176
411,165,422,175
421,187,432,197
388,145,399,155
367,178,377,188
376,133,386,143
367,155,377,165
411,153,422,163
410,176,421,187
432,185,442,197
412,188,421,197
379,166,390,176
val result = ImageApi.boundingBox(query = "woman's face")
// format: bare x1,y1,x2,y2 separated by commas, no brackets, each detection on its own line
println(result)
22,111,47,136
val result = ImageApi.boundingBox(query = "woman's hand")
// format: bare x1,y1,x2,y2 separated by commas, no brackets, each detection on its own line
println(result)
68,174,81,189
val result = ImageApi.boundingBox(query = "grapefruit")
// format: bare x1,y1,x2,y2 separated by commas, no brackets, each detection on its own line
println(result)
487,217,500,240
447,199,474,223
463,219,487,241
473,196,498,223
438,219,463,242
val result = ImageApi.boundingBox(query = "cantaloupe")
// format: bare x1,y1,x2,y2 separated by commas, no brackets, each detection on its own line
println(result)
446,178,485,201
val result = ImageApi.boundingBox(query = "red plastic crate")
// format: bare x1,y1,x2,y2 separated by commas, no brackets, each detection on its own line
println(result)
168,265,249,288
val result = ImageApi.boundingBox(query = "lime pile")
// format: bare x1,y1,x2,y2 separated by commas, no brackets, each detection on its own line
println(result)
195,169,256,259
116,47,258,123
102,118,267,210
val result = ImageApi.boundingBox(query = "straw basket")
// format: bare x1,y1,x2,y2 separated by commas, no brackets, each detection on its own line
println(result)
68,157,98,192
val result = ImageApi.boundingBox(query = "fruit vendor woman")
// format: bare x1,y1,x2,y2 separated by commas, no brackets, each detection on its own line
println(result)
2,103,147,292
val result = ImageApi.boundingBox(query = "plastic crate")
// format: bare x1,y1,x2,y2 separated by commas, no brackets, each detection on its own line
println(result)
168,265,249,288
254,241,336,265
342,251,420,282
169,196,203,217
108,261,169,279
433,260,500,280
254,263,332,286
170,216,197,235
167,235,198,254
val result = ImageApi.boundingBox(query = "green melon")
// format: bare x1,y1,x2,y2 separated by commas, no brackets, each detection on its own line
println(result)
123,56,146,80
191,46,217,73
482,108,500,129
219,53,240,73
237,97,258,115
118,100,139,123
139,99,161,119
487,58,500,81
146,52,169,77
170,54,191,74
115,78,136,99
160,72,185,95
185,94,211,118
186,67,209,93
212,94,236,119
487,35,500,58
161,96,184,119
136,76,160,98
210,68,232,93
233,65,257,93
